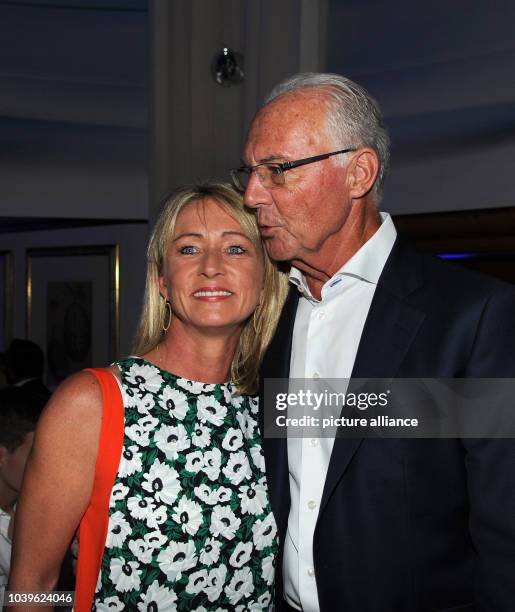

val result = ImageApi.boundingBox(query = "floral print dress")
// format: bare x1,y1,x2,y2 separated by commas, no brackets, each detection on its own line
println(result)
92,357,277,611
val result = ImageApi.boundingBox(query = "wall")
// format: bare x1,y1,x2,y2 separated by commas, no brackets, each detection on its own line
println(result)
3,1,515,222
0,0,149,220
149,0,328,220
0,222,148,358
327,0,515,214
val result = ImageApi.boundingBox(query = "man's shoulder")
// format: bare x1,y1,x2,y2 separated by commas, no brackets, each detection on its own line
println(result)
390,235,515,303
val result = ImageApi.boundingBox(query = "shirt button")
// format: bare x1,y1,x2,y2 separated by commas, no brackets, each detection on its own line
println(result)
312,372,320,379
317,311,326,321
310,438,319,447
307,567,315,577
308,500,317,510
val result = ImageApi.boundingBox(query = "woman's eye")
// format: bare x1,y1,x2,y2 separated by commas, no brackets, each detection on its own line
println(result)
227,245,246,255
179,245,198,254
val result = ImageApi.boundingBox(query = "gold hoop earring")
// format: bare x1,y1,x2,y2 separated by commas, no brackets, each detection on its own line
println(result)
163,300,172,332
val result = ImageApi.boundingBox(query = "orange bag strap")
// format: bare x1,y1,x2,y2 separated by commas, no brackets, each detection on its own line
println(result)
74,368,125,612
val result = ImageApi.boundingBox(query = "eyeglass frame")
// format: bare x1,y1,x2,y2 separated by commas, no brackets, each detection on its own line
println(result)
230,148,357,191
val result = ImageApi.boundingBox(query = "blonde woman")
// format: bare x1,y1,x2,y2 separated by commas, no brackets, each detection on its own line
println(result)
9,183,289,611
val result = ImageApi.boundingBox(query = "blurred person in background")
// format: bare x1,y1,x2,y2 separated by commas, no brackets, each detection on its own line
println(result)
0,386,38,601
6,339,51,416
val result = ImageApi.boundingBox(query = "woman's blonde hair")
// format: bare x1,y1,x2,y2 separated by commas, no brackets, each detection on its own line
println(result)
133,182,289,394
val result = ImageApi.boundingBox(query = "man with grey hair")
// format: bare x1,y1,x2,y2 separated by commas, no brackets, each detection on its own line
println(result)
232,73,515,611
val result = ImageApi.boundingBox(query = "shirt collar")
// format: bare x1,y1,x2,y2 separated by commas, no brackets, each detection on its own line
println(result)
289,212,397,300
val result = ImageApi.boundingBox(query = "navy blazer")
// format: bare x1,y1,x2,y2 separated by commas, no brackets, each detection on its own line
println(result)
259,237,515,612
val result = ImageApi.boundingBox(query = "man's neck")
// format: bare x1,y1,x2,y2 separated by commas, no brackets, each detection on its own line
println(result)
293,200,382,300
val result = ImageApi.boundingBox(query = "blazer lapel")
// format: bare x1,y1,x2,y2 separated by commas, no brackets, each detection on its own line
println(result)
261,287,299,382
260,288,299,532
320,238,427,513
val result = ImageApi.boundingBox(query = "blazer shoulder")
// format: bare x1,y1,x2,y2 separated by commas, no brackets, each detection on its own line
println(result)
419,249,515,300
393,235,515,302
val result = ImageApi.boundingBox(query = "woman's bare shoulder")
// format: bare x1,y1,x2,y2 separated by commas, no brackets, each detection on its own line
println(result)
39,370,104,434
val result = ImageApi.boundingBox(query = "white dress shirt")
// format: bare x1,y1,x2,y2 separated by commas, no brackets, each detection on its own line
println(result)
283,213,397,611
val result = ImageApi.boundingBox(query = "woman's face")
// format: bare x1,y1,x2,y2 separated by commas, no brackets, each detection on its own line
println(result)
159,198,264,335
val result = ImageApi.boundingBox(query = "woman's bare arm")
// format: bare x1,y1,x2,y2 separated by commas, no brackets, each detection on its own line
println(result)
7,370,102,609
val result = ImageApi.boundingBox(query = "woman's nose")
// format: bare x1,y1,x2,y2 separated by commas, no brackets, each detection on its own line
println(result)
199,249,224,277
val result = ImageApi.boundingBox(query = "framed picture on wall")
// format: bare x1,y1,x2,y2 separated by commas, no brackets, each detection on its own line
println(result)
26,245,119,389
0,250,14,353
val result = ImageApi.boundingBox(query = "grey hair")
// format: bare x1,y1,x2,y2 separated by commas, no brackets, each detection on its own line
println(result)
264,72,390,203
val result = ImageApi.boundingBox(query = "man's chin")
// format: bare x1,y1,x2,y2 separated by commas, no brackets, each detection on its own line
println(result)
263,237,296,262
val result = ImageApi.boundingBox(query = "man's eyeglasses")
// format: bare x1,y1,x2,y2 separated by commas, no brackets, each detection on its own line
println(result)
230,148,356,192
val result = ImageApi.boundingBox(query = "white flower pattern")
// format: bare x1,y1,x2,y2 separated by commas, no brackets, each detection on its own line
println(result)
221,427,244,452
105,511,131,549
109,558,142,592
159,386,189,420
92,357,276,611
199,537,222,566
128,538,154,564
252,513,277,551
141,459,180,505
118,445,142,477
132,391,155,415
229,541,253,568
95,595,124,611
157,540,198,582
154,423,191,460
171,496,203,535
137,579,177,611
209,505,241,540
225,566,254,605
222,450,252,486
191,423,211,448
238,481,268,516
127,496,156,521
109,482,129,508
261,554,275,586
197,395,228,427
126,362,163,393
202,447,222,481
205,563,228,602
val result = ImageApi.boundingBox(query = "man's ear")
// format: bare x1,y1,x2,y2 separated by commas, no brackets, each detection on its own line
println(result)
347,148,379,199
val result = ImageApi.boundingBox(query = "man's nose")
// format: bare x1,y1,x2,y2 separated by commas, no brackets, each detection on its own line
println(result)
244,171,270,209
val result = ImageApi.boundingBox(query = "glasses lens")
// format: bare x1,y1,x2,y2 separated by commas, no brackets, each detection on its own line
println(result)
268,165,285,187
231,168,250,192
253,164,284,189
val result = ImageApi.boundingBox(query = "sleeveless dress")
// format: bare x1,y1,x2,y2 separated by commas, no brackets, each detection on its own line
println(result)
91,357,277,611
